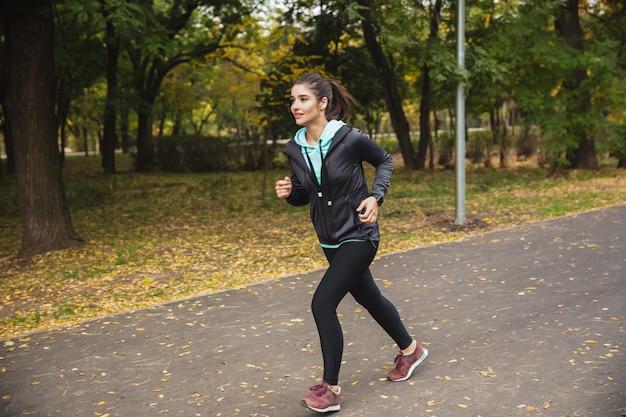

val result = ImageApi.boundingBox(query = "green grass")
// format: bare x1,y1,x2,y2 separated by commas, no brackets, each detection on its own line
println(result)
0,153,625,339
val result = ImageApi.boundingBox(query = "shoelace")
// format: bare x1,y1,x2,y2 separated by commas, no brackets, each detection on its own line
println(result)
393,353,407,367
309,384,329,397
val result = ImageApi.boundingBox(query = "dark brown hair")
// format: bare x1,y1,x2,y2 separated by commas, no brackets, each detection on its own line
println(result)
293,72,355,122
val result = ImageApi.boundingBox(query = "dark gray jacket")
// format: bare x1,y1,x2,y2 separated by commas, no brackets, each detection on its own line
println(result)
283,125,393,246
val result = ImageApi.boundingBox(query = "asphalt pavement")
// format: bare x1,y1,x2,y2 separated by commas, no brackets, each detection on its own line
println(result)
1,205,625,417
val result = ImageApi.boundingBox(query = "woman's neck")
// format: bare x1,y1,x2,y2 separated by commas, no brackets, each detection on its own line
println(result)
306,120,328,145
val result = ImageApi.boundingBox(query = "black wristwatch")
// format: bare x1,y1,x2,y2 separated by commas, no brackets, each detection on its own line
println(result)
370,193,384,206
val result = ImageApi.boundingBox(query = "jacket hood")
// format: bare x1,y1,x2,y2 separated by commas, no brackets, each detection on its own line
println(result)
294,119,346,148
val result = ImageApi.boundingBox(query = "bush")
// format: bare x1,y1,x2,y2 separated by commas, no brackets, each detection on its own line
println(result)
434,131,455,169
467,130,492,165
154,135,282,172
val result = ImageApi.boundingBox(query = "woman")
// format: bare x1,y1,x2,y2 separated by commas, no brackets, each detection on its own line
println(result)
275,72,428,413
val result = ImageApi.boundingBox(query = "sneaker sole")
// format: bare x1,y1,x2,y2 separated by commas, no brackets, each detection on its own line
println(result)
388,347,429,382
300,399,341,413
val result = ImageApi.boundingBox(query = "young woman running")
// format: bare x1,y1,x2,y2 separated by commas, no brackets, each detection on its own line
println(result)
275,72,428,413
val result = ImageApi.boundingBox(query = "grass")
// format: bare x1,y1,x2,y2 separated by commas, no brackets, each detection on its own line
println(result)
0,153,625,340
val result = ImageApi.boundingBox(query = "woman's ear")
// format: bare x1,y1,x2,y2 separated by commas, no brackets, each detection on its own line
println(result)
320,96,328,110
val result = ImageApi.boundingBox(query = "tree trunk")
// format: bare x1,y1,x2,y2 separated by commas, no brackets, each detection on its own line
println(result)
120,104,130,153
416,0,443,171
554,0,598,169
135,107,154,171
0,0,83,257
357,0,416,169
102,18,120,175
417,63,431,170
0,69,15,174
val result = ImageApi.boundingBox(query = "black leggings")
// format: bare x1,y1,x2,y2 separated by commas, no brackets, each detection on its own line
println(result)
312,240,413,385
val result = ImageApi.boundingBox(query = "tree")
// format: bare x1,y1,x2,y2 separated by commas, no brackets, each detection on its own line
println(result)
417,0,443,170
0,0,83,257
554,0,598,169
586,0,626,169
356,0,416,168
126,0,249,171
101,4,121,174
54,2,106,161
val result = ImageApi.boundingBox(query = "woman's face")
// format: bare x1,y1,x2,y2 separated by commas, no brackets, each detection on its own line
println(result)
290,83,327,126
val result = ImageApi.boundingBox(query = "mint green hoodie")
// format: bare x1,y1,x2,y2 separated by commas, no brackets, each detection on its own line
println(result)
294,119,346,185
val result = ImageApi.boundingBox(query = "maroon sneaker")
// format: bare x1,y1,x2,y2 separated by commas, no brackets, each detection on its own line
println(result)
300,382,341,413
387,344,429,382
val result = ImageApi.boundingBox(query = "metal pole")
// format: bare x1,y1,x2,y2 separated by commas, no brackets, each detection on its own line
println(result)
454,0,467,225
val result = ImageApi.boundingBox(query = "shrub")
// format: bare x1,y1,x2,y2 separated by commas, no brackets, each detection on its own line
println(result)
154,135,282,172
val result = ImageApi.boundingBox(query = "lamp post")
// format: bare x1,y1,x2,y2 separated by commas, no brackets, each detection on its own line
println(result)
454,0,467,225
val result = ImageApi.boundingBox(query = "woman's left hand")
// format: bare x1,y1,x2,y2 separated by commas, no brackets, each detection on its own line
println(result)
356,196,379,224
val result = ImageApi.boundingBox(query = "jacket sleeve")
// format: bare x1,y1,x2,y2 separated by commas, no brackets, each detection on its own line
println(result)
354,130,393,200
285,169,310,206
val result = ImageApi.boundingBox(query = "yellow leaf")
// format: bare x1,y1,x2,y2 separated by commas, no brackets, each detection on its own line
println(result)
426,400,436,407
98,401,106,406
444,375,452,381
457,404,468,408
526,405,537,412
2,395,11,400
585,340,598,344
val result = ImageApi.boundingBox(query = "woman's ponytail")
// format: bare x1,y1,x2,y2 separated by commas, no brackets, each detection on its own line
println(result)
326,79,355,122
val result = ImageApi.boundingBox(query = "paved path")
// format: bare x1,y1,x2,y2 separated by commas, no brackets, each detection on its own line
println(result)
1,205,625,417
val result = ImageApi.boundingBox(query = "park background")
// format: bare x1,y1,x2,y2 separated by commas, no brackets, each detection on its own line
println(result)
1,0,625,339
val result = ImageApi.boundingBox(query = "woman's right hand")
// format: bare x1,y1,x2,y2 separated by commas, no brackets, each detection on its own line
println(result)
275,176,292,199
